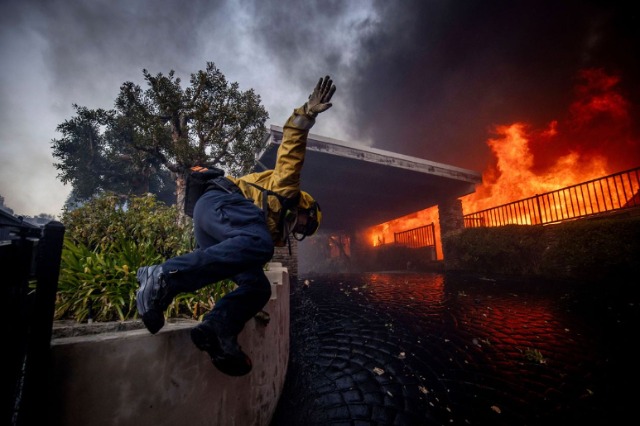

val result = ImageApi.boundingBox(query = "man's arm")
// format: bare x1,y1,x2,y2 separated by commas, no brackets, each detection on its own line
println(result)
270,76,337,197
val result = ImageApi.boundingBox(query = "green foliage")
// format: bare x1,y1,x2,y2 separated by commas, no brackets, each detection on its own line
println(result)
443,225,545,275
443,213,640,281
56,238,161,322
51,62,269,209
56,193,235,322
169,280,234,321
538,215,640,280
62,192,192,258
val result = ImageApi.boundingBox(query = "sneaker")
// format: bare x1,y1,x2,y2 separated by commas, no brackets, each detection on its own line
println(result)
190,321,253,376
136,265,172,334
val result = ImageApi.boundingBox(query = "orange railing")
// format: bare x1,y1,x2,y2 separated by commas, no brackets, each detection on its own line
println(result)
463,166,640,228
394,223,436,248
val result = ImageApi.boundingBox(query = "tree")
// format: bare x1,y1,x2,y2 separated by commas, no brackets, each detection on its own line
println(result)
54,106,142,200
52,62,269,211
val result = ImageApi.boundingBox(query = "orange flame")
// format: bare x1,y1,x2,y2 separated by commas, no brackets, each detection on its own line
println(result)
366,68,639,258
368,208,440,249
462,122,610,214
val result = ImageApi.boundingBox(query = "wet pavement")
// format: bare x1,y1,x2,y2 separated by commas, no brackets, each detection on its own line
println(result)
270,271,639,426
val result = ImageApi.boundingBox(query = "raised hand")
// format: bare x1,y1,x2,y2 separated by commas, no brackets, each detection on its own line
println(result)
305,76,336,118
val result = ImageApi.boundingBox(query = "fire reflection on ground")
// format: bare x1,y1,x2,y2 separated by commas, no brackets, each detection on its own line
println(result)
273,272,638,426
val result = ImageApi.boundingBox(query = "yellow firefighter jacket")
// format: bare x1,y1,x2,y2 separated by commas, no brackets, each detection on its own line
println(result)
227,105,316,247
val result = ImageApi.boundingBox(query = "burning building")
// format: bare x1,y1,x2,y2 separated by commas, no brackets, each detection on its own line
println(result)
367,68,639,261
256,2,639,273
255,68,639,274
255,127,482,273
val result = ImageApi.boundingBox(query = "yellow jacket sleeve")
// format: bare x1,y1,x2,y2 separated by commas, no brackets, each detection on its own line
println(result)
269,105,314,199
229,105,314,246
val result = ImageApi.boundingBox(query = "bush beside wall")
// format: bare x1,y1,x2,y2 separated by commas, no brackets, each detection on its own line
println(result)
442,211,640,282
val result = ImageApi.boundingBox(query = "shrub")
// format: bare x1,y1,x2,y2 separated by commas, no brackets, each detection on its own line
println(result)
442,213,640,281
56,193,235,322
61,192,193,258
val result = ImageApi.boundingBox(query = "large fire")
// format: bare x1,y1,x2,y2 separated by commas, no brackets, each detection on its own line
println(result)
367,68,639,259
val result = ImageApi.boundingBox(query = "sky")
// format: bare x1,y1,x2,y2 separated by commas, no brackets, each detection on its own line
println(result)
1,0,638,217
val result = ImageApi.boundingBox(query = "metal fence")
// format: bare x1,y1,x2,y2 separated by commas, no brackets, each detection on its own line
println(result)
394,223,436,248
3,216,65,426
463,166,640,228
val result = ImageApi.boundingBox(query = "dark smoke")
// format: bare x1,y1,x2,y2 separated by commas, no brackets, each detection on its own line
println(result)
335,0,639,172
1,0,638,217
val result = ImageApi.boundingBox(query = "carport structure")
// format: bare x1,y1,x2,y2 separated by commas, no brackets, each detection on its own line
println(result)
255,125,482,233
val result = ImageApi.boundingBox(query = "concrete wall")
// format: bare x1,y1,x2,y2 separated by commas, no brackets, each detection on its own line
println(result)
48,263,290,426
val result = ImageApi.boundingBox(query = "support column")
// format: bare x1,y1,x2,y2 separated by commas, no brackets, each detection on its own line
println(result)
272,239,298,281
437,198,464,263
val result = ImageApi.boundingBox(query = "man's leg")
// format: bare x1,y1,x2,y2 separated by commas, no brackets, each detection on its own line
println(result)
136,189,273,335
135,265,176,334
191,264,272,376
136,239,269,336
204,267,272,335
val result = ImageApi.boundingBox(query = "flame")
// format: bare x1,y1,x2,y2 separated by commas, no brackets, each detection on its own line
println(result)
366,208,442,256
462,68,632,213
366,68,639,258
462,123,610,214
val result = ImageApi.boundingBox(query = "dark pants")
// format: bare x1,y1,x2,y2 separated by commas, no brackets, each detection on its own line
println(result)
162,187,274,336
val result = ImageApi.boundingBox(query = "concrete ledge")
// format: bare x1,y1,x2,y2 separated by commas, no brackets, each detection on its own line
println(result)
48,263,290,426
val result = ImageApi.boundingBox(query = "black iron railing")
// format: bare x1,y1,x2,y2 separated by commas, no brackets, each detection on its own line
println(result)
2,216,65,426
463,166,640,228
394,223,436,248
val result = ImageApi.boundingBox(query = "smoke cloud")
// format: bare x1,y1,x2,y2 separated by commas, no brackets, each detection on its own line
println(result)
1,0,638,216
339,0,640,171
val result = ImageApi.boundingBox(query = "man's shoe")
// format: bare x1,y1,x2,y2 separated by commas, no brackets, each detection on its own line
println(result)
191,321,252,376
136,265,172,334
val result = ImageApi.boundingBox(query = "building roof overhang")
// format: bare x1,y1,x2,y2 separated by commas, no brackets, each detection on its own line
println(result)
254,125,482,232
